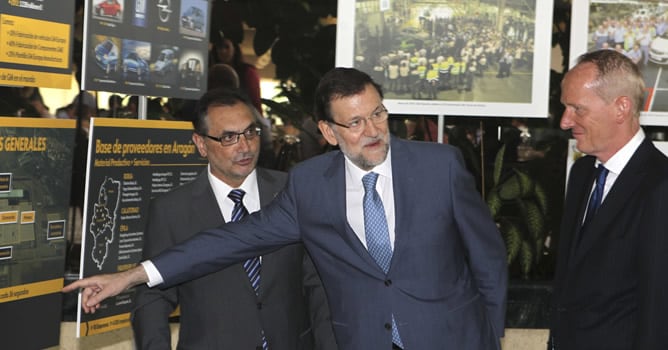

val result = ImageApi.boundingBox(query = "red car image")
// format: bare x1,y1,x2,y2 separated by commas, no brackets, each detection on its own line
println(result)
95,0,122,19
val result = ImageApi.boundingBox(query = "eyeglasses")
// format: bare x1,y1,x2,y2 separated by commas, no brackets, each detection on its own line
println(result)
329,105,389,132
200,126,262,146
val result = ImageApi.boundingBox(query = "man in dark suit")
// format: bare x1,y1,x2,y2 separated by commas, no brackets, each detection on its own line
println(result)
64,68,507,349
550,49,668,349
131,89,336,350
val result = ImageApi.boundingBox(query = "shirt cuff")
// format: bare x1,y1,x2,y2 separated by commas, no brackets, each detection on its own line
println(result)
141,260,164,287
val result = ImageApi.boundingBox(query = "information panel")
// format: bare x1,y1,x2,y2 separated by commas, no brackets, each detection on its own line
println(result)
0,117,76,349
76,118,206,336
0,1,74,88
82,0,210,99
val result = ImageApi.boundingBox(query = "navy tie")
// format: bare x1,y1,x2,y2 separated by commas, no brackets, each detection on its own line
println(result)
582,164,609,229
362,172,403,348
228,189,268,350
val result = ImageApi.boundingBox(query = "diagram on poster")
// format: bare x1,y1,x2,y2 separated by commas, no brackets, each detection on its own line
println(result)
88,177,121,270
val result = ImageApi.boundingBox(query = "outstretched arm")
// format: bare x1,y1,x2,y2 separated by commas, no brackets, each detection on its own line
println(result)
62,265,149,313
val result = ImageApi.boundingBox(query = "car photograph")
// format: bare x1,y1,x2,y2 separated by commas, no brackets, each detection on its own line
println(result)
122,52,149,80
649,33,668,65
94,39,119,74
94,0,123,19
180,57,202,87
180,6,205,32
151,48,177,75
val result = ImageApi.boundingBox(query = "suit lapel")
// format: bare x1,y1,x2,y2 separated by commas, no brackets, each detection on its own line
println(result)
255,168,285,294
189,172,225,228
323,151,389,275
571,140,652,264
388,138,415,271
563,157,597,267
256,168,283,208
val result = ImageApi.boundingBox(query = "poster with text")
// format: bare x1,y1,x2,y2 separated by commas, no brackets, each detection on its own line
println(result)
76,118,206,336
336,0,553,118
570,0,668,126
0,117,76,349
0,1,74,88
82,0,210,99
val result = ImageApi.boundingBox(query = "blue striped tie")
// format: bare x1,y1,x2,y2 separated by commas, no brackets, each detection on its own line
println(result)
362,172,403,348
228,189,268,350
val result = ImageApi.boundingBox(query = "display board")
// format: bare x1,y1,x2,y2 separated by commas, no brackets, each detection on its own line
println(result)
82,0,210,99
335,0,553,118
570,0,668,126
0,117,76,349
0,1,74,88
76,118,207,336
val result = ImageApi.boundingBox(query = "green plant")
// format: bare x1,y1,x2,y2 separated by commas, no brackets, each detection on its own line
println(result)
486,144,549,279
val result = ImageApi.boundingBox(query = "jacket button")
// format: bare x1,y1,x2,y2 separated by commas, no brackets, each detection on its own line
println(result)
384,279,392,286
384,322,392,330
257,302,262,310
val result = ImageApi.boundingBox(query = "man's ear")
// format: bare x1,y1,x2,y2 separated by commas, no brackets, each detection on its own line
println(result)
614,95,633,124
318,121,339,146
192,132,207,157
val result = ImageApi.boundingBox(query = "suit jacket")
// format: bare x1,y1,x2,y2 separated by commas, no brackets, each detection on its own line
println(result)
550,137,668,350
131,168,336,350
151,137,508,350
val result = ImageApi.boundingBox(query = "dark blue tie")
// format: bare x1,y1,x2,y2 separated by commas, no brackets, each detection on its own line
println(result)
582,165,609,229
362,172,403,348
228,189,268,350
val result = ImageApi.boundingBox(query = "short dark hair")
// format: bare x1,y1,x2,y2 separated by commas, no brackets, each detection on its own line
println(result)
313,67,383,122
193,88,260,135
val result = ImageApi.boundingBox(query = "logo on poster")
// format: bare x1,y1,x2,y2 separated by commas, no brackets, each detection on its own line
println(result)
157,0,171,23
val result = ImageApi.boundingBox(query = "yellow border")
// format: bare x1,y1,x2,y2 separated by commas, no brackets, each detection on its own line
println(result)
0,278,63,304
92,118,193,130
0,117,75,128
80,313,131,336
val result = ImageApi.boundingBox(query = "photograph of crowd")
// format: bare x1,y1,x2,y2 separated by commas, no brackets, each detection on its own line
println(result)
338,0,552,118
571,0,668,124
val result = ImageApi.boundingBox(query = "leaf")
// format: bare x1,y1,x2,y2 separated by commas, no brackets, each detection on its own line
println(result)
493,144,505,186
486,190,502,218
498,175,520,200
524,201,545,244
501,220,522,265
512,168,534,198
534,182,549,215
519,241,534,279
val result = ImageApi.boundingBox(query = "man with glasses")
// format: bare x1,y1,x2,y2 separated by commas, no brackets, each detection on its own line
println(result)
131,88,336,350
65,68,507,350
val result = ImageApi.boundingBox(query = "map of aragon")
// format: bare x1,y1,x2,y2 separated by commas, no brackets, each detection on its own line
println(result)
89,177,121,270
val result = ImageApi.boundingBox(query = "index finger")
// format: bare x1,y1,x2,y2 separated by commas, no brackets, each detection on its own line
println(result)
62,278,94,293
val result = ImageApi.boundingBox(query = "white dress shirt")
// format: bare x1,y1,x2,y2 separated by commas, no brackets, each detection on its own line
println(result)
143,165,261,287
597,128,645,202
344,148,397,250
